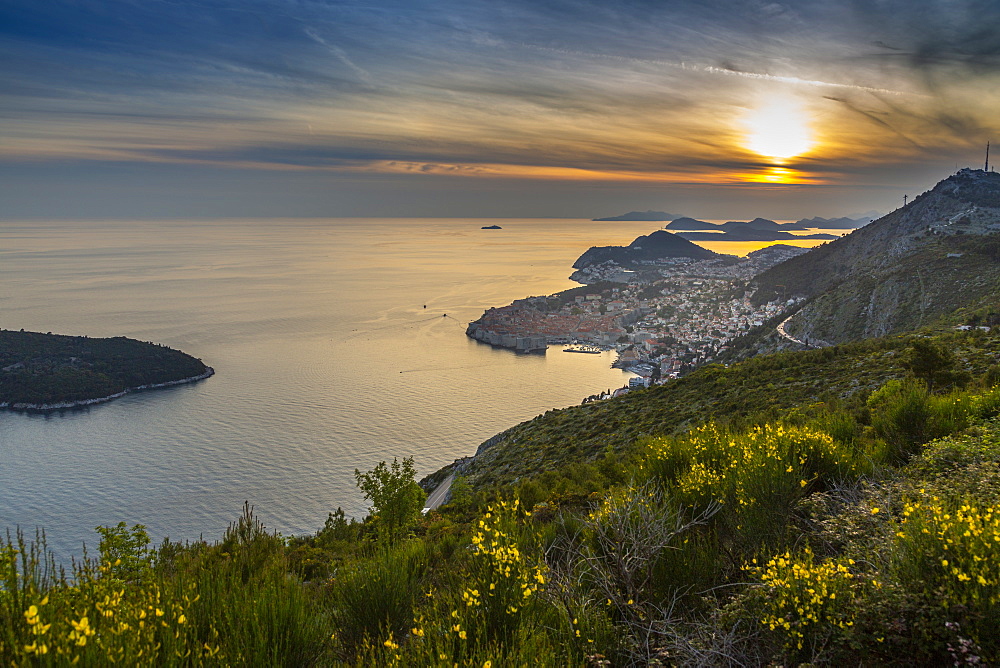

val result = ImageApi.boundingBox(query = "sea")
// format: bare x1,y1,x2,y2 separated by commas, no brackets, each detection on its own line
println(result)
0,218,835,561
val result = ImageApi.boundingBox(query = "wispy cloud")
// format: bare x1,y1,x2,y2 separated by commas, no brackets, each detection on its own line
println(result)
2,0,1000,217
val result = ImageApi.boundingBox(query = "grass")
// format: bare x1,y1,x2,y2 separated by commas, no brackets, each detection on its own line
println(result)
5,331,1000,665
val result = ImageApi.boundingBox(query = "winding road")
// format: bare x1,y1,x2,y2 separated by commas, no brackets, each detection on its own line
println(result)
422,473,455,513
776,314,807,346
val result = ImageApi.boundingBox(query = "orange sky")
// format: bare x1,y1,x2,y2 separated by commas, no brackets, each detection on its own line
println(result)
3,1,999,218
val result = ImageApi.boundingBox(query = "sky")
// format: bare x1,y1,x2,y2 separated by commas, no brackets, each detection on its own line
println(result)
3,0,1000,220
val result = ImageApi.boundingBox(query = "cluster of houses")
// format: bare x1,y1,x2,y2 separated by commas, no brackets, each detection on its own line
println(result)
467,274,791,382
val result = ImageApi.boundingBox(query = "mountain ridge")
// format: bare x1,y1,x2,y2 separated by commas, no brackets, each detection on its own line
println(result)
750,169,1000,345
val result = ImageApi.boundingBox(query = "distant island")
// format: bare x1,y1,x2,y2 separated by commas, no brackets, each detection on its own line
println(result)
592,210,679,221
481,224,502,229
0,329,213,410
795,215,877,229
677,229,837,242
663,216,719,230
666,216,856,241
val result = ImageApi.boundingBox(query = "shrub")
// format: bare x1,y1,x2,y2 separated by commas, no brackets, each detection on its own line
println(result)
461,499,546,648
0,528,222,665
891,495,1000,615
747,548,864,659
644,422,864,556
329,540,427,658
869,379,933,462
355,457,426,542
95,522,153,584
870,381,1000,464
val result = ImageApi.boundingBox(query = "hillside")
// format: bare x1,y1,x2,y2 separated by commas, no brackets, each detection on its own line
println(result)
9,329,1000,666
0,329,211,408
751,169,1000,344
573,229,719,268
424,329,999,490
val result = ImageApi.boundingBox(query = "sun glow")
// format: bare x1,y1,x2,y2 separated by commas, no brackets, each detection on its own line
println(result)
744,97,814,162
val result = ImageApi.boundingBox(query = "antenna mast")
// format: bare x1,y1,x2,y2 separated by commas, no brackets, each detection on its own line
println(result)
987,141,991,171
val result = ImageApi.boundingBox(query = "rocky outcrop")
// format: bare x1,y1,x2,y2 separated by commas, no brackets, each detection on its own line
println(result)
465,323,547,353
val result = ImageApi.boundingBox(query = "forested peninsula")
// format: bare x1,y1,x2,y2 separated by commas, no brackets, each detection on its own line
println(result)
0,329,212,409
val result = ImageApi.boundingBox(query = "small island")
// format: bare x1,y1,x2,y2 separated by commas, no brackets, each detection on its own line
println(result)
667,215,871,240
0,329,213,410
592,210,679,221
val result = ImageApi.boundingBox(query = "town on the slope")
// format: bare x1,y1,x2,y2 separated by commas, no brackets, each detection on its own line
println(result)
467,245,807,399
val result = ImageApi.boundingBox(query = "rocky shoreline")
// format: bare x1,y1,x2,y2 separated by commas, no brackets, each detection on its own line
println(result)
0,366,215,411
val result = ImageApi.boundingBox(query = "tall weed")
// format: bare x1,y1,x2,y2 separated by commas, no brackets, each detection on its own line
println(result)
329,540,427,657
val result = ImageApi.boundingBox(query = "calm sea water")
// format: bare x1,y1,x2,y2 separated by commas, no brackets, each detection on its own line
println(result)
0,218,678,560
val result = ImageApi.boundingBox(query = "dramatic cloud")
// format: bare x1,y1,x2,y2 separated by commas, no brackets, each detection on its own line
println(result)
2,0,999,217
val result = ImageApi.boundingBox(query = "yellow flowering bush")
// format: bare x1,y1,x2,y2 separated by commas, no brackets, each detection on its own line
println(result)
465,499,546,645
0,552,220,665
646,422,860,517
892,496,1000,608
749,548,862,652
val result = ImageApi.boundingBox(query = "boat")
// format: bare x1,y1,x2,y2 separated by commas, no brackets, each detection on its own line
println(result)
563,345,603,354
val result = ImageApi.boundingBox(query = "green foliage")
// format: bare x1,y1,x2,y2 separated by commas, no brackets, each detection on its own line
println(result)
645,422,868,560
869,380,1000,464
176,546,328,666
317,507,358,546
218,502,285,584
95,522,153,585
458,332,1000,489
12,330,1000,665
904,338,967,389
329,541,427,658
0,530,224,664
0,329,209,406
907,421,1000,479
747,548,865,660
868,378,934,462
355,457,427,541
890,496,1000,613
459,499,545,648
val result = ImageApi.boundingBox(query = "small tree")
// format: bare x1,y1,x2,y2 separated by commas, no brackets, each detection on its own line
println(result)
354,457,426,541
904,339,970,389
96,521,153,583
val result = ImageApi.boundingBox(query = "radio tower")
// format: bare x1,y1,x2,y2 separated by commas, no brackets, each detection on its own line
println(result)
987,141,991,171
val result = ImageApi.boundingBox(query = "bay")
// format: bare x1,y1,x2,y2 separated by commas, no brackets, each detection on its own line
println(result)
0,217,660,560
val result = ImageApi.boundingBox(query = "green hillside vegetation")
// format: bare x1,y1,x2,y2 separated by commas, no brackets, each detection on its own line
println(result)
4,331,1000,665
429,329,999,491
748,170,1000,346
0,330,209,406
766,234,1000,343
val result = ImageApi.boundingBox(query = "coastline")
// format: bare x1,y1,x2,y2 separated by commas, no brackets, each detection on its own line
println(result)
0,366,215,412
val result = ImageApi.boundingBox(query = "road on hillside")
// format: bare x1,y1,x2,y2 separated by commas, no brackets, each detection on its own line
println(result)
777,314,807,346
423,473,455,512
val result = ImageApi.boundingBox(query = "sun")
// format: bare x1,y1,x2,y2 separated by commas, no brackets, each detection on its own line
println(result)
744,97,814,163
